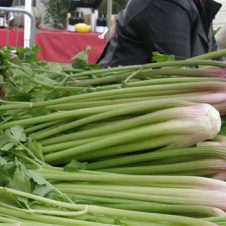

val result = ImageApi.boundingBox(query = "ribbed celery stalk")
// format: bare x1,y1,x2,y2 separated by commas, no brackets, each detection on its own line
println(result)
70,68,226,87
74,135,196,161
57,183,226,200
0,187,217,226
38,169,226,191
92,159,226,176
0,223,63,226
67,193,224,217
24,120,66,133
34,99,193,141
190,49,226,60
43,134,178,156
43,104,220,164
0,206,113,226
0,216,19,223
95,203,224,217
86,146,226,170
56,186,226,209
42,137,99,154
35,99,221,142
0,103,143,130
65,58,226,79
44,91,226,113
24,81,225,108
43,120,214,164
205,216,226,226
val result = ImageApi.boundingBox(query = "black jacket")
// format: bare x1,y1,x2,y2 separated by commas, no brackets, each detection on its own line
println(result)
98,0,222,67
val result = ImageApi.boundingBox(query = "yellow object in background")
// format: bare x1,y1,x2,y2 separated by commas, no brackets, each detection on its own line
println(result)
75,23,91,33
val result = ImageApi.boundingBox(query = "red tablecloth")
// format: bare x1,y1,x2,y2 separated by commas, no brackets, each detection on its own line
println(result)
0,29,107,64
0,29,24,47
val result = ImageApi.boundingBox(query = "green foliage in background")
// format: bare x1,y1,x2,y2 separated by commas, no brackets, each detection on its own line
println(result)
99,0,128,14
42,0,70,29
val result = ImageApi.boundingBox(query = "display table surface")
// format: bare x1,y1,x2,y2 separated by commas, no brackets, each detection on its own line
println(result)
0,29,107,64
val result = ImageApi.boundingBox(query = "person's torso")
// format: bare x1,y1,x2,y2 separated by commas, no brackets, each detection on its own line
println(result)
98,0,221,67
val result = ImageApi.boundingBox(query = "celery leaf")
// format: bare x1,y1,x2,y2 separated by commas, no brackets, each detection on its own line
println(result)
152,52,175,63
33,184,55,197
6,126,26,143
64,159,87,172
8,162,31,193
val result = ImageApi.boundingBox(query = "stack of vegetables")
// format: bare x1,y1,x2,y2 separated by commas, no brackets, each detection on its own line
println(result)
1,48,226,225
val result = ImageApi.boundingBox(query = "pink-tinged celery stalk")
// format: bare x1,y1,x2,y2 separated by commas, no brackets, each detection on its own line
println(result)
43,103,221,165
204,68,226,78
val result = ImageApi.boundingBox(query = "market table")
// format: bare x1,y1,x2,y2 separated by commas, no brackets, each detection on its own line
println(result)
0,29,107,64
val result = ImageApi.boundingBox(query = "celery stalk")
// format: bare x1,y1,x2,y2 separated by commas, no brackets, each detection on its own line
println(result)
93,159,226,176
33,99,191,140
44,105,221,164
86,146,226,170
39,170,226,191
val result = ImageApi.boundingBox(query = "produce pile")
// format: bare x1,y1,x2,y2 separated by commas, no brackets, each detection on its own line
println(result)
1,47,226,225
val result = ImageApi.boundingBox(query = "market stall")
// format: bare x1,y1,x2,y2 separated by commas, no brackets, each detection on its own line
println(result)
0,0,112,63
0,28,106,63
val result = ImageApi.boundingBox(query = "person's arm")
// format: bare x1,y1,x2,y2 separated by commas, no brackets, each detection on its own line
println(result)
136,0,193,60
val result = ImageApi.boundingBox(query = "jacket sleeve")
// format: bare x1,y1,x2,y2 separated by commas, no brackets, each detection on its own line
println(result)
135,0,193,60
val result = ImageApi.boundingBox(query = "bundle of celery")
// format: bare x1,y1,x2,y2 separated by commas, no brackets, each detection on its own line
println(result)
2,49,226,103
0,153,222,226
0,152,224,226
42,169,226,216
0,52,226,167
0,51,225,169
85,132,226,175
0,50,225,226
85,146,226,176
0,186,219,226
0,101,221,165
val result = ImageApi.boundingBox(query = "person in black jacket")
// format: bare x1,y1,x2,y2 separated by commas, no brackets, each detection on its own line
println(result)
98,0,222,68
